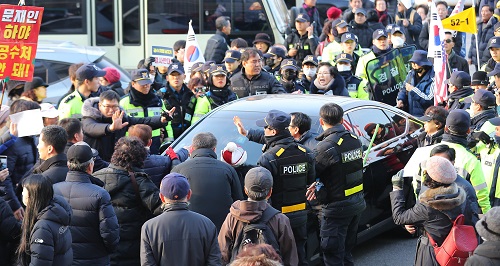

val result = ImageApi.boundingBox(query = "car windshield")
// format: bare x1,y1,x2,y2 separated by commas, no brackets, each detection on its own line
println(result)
173,110,321,164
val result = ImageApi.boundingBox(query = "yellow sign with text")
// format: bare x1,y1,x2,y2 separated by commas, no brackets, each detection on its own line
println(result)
441,7,477,34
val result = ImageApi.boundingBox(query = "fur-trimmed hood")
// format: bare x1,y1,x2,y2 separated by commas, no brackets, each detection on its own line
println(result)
419,183,466,211
81,97,125,120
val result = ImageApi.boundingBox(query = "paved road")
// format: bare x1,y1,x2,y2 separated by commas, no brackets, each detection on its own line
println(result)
353,227,418,266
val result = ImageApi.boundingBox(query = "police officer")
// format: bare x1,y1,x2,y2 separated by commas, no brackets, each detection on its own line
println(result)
306,103,366,266
233,110,315,266
223,50,242,79
263,46,286,78
335,53,368,99
58,64,105,119
301,55,318,92
161,62,196,140
286,13,319,65
488,117,500,206
120,69,167,154
280,59,306,94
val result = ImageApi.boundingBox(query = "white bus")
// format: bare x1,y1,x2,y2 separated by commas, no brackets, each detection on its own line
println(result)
9,0,291,69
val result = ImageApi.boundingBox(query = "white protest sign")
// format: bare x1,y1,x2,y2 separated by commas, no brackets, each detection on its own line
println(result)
9,108,44,137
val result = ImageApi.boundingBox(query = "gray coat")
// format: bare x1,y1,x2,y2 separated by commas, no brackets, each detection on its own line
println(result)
140,202,221,266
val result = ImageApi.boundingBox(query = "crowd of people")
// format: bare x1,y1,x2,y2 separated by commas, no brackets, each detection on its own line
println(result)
3,0,500,265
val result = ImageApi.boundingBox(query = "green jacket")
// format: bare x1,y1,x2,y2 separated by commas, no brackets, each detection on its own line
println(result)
120,95,170,138
355,51,376,83
58,90,85,119
441,141,490,213
191,96,211,124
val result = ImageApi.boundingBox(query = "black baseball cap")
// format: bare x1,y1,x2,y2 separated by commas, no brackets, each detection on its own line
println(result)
488,63,500,77
391,26,404,35
302,55,318,66
256,109,291,130
130,69,153,86
264,46,286,59
280,59,298,71
341,33,358,43
488,37,500,49
446,109,471,133
373,29,388,40
76,64,106,81
168,63,185,75
332,18,348,28
223,50,242,63
465,89,496,108
24,77,48,92
295,13,310,22
446,71,471,88
67,141,98,164
354,8,367,16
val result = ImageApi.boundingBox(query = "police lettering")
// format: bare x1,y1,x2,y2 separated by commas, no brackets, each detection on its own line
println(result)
341,148,362,163
281,163,307,175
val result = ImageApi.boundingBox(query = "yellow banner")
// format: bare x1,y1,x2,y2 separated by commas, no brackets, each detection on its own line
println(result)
441,7,477,34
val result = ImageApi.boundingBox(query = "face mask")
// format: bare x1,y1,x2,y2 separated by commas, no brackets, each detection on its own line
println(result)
265,58,275,67
303,68,317,77
391,36,404,47
282,71,297,81
337,64,351,72
414,68,425,74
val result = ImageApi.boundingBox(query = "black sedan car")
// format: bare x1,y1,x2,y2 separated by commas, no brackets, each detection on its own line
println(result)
170,94,421,256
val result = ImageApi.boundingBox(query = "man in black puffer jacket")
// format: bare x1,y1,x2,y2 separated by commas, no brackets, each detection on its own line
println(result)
172,132,243,231
54,142,120,265
81,90,170,161
230,48,286,98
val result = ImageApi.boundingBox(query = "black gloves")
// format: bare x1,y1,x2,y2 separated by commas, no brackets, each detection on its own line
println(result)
143,57,155,69
391,170,404,190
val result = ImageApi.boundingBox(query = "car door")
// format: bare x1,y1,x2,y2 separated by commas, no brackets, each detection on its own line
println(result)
344,106,422,231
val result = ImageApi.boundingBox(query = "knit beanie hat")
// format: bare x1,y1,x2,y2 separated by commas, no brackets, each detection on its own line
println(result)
327,7,342,20
103,67,120,84
221,142,247,167
426,156,457,184
476,206,500,241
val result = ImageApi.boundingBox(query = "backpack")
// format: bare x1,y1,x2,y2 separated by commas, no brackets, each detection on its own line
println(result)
230,206,281,261
427,214,478,266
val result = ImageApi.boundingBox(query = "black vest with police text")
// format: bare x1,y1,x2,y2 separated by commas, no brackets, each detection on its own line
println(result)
268,142,309,213
324,131,364,202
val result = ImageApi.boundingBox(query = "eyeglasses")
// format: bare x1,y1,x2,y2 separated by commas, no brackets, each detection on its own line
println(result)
444,39,453,43
100,104,119,109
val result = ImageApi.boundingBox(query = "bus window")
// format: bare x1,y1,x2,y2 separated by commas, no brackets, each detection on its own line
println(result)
122,0,141,45
96,1,114,45
15,0,87,35
148,0,199,34
203,0,268,33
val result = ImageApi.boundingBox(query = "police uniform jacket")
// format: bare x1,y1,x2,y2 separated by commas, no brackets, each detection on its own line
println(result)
446,87,474,110
257,134,315,224
81,97,167,161
162,83,195,139
314,124,366,215
230,69,286,98
285,29,319,64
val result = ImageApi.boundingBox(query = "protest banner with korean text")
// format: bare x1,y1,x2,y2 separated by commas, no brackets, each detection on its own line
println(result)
0,4,44,81
151,46,174,67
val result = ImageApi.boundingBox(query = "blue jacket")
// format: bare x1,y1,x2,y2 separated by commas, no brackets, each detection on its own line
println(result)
53,171,120,265
143,148,189,188
29,196,73,266
397,68,435,117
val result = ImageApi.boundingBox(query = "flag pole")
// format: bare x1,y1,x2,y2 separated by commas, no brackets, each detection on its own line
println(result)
473,1,480,68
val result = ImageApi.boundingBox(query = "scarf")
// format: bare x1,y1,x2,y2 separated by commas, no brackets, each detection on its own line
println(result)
302,3,315,20
376,9,388,24
442,133,468,147
313,78,334,93
372,46,392,56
